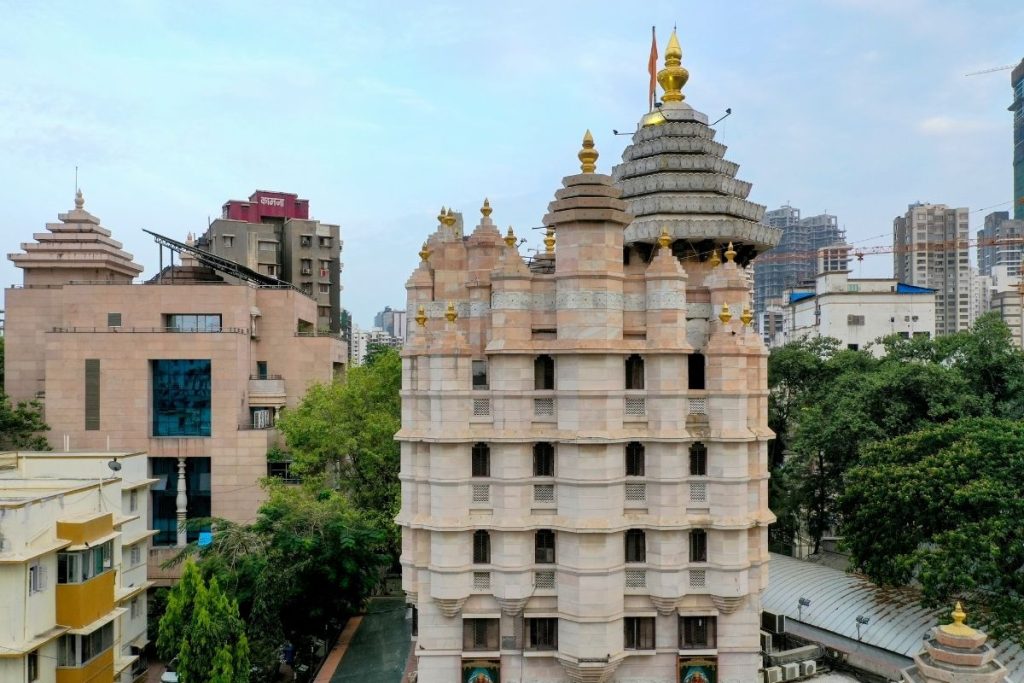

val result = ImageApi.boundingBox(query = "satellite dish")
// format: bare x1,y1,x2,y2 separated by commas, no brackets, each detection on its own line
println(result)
107,459,122,473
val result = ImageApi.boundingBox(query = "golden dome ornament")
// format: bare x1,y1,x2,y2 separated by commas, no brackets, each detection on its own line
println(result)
444,301,458,323
709,246,721,267
415,304,427,327
940,602,977,638
658,29,690,103
481,198,492,218
437,206,447,226
578,130,599,173
719,301,732,324
504,226,517,248
740,305,753,327
725,242,736,262
658,226,672,250
543,226,556,254
442,208,457,228
418,242,432,262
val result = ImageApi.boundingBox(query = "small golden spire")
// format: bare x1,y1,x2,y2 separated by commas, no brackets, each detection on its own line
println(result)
437,206,447,226
418,241,432,262
444,301,458,323
658,29,690,103
725,241,736,262
504,226,517,248
544,226,556,254
719,301,732,324
481,198,492,217
415,305,427,327
940,602,977,638
709,246,721,267
658,226,672,250
442,208,457,228
740,305,753,326
578,130,599,173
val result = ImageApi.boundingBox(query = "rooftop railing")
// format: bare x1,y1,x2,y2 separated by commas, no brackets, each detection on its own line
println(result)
51,326,248,334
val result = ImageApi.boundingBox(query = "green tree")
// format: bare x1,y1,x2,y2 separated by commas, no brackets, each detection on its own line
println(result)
275,347,401,553
839,418,1024,646
158,561,250,683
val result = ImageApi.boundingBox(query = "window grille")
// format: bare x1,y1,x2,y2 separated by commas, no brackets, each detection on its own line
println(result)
625,482,646,502
472,484,490,503
688,397,707,415
625,397,646,416
534,398,555,416
534,570,555,589
473,399,491,416
533,484,555,503
625,569,647,588
689,569,706,587
689,482,707,503
473,571,491,590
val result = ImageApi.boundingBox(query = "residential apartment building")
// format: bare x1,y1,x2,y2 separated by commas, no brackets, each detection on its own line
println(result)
893,203,970,335
752,206,845,333
350,324,403,365
977,211,1023,279
5,192,346,582
198,190,343,332
0,450,154,683
375,306,409,341
399,33,781,683
772,271,936,354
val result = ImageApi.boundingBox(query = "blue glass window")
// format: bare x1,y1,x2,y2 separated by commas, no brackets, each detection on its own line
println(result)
152,360,212,436
165,314,222,332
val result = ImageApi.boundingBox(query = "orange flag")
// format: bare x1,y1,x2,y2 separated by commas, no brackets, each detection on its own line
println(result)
648,26,658,110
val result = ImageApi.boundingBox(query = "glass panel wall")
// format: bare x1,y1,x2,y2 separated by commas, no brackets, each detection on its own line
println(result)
152,360,212,436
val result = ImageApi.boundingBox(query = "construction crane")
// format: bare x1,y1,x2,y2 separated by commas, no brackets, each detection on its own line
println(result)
964,64,1015,77
746,234,1024,265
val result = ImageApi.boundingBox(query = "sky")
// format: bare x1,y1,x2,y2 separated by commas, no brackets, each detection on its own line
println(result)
1,0,1021,328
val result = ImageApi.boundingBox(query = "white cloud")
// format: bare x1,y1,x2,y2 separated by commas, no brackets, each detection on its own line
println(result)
917,116,995,136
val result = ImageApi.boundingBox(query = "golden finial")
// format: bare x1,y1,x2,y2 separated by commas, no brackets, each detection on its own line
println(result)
718,301,732,324
543,226,556,254
504,226,517,248
418,241,432,262
658,226,672,249
578,130,599,173
658,29,690,103
725,242,736,262
481,198,492,217
442,208,457,228
940,602,977,638
444,301,458,323
437,206,447,226
709,246,721,267
415,305,427,327
740,305,753,326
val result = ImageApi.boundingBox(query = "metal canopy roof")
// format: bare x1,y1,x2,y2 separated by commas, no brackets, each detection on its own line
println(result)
143,229,298,291
763,553,1023,682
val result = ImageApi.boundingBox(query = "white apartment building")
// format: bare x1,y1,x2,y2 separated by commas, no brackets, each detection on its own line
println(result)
773,271,936,354
893,203,970,335
0,450,155,683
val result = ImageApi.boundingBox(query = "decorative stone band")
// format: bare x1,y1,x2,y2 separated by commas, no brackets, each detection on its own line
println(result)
432,596,468,618
645,291,687,310
613,154,739,179
650,595,682,616
622,136,729,162
629,120,716,144
421,300,489,319
617,172,753,201
626,217,782,250
555,291,624,310
628,194,765,222
557,655,623,683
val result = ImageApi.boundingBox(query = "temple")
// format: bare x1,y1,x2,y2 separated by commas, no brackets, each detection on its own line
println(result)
397,30,781,683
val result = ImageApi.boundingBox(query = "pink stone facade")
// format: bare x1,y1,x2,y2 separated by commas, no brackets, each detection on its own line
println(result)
399,100,781,683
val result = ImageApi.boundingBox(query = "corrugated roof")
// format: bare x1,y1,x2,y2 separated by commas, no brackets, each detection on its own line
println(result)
764,554,1023,682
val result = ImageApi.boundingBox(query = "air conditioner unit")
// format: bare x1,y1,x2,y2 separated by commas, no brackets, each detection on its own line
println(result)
761,611,786,634
800,661,817,676
759,630,773,654
764,667,783,683
781,663,800,680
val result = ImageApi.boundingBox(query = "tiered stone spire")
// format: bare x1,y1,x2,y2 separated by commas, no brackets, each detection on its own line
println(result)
613,31,780,263
900,603,1010,683
9,190,144,286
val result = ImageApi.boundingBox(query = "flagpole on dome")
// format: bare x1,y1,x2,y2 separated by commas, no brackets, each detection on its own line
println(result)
647,26,658,112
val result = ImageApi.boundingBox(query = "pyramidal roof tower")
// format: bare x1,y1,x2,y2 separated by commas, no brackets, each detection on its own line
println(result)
614,30,781,265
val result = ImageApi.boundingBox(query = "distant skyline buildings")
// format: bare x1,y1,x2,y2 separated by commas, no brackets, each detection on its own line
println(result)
1012,59,1023,220
977,211,1023,278
753,204,845,333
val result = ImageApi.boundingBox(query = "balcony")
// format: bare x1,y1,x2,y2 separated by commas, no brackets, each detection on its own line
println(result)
249,376,285,406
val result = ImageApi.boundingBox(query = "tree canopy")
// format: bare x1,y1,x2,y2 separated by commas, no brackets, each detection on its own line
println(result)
275,347,401,554
839,418,1024,645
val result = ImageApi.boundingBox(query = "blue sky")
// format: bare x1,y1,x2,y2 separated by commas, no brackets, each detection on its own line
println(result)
1,0,1021,327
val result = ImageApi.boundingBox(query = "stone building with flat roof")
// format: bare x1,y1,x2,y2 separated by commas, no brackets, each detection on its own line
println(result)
398,31,780,683
5,192,346,582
